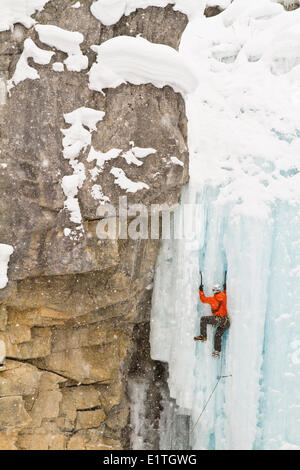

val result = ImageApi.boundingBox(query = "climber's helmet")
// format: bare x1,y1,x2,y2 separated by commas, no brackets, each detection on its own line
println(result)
212,284,222,294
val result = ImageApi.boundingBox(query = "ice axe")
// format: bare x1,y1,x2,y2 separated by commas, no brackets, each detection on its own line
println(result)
199,271,203,290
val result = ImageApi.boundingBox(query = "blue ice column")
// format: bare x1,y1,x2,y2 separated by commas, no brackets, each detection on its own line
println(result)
257,200,300,450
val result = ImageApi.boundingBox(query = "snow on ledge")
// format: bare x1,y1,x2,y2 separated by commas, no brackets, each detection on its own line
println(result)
0,0,49,32
89,35,198,96
90,0,203,26
0,244,14,289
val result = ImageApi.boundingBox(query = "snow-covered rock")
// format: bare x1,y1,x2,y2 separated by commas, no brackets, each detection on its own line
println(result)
0,0,49,32
35,24,88,72
90,0,203,25
89,35,198,96
7,38,54,93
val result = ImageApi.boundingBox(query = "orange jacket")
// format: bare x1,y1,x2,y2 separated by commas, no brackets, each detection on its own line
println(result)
199,290,228,317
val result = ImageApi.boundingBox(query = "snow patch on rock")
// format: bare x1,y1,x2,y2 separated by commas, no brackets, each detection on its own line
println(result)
88,143,156,183
7,38,54,93
91,184,110,204
110,167,149,193
122,146,156,166
61,107,105,230
35,24,88,72
87,147,122,179
170,156,184,166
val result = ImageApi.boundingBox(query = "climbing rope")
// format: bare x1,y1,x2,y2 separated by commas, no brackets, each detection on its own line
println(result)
191,352,232,435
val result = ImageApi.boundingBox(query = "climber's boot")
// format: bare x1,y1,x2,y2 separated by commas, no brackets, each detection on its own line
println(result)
212,351,220,358
194,335,207,342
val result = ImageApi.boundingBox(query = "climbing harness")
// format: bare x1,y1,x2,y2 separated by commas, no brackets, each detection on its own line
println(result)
191,352,232,435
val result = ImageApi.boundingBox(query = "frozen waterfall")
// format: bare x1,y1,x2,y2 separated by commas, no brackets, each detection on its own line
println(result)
150,1,300,450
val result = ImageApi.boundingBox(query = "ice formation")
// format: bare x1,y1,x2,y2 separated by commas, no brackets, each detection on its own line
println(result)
151,0,300,450
35,25,88,72
0,0,49,32
0,244,14,289
110,167,149,193
7,38,54,93
128,379,149,449
90,0,202,25
89,36,198,96
61,107,105,227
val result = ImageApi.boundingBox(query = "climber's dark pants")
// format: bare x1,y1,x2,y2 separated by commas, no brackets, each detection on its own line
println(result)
200,316,230,352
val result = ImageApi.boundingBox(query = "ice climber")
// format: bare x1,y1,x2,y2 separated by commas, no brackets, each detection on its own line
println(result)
194,276,230,358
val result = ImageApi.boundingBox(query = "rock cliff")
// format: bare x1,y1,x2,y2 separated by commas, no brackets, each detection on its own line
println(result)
0,1,189,450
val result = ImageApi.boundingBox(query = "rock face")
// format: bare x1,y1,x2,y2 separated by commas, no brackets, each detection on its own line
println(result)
0,2,189,450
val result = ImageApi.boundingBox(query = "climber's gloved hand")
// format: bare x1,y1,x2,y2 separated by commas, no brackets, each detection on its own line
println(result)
199,284,204,291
